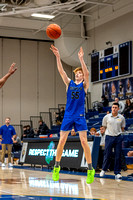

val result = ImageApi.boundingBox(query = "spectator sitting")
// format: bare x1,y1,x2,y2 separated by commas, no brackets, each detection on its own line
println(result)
101,95,109,107
12,134,22,152
97,126,106,146
127,151,133,157
123,99,133,118
21,125,29,140
94,95,109,112
26,125,34,138
55,112,61,125
37,120,49,136
56,107,65,125
59,107,65,122
114,97,125,114
70,128,77,136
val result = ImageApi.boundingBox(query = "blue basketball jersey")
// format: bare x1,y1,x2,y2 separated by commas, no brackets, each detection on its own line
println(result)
64,80,86,117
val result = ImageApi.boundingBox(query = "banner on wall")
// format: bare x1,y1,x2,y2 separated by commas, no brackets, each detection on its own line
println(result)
102,77,133,102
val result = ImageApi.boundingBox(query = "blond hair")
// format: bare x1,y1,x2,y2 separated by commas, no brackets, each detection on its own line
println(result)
73,67,83,74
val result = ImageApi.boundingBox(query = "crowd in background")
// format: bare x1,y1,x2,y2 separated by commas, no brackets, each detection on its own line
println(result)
0,98,133,171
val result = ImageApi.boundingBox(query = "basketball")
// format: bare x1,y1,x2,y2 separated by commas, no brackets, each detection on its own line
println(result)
46,24,62,39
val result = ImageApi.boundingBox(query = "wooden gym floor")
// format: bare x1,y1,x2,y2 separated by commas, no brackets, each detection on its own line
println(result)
0,165,133,200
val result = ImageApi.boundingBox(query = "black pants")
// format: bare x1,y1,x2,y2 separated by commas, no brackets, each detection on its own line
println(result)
102,135,122,175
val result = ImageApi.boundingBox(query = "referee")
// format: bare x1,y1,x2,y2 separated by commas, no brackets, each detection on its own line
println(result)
100,102,125,179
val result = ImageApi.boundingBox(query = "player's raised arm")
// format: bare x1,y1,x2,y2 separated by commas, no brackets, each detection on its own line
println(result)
50,45,70,86
0,63,17,88
78,47,89,91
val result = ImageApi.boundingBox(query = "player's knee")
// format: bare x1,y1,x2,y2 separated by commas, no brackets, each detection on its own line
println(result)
59,138,66,147
80,138,87,147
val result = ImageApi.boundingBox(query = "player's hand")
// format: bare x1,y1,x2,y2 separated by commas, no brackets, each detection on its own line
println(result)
50,45,60,58
8,63,17,75
78,47,84,59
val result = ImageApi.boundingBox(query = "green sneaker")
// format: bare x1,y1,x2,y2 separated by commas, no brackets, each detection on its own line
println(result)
52,166,60,181
86,168,95,184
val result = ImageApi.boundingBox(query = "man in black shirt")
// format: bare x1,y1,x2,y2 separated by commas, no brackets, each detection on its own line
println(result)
37,120,49,136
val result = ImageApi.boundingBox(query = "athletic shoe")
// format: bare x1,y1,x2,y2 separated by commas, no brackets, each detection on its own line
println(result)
115,174,122,179
100,170,105,177
8,163,13,167
1,163,6,167
86,168,95,184
52,166,60,181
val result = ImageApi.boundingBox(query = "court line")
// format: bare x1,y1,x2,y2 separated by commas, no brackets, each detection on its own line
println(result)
13,166,133,182
0,194,106,200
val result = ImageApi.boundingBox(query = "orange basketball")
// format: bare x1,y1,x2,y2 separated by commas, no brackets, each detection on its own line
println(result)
46,24,62,39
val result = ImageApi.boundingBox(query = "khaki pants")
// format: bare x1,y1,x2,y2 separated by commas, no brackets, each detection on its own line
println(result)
1,144,12,163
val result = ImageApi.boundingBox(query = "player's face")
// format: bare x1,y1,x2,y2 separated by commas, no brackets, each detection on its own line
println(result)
112,105,119,115
75,70,83,81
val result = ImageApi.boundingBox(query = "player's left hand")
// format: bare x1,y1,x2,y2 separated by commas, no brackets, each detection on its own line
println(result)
78,47,84,59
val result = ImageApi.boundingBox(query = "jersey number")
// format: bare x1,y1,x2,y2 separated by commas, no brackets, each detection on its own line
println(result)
71,91,79,99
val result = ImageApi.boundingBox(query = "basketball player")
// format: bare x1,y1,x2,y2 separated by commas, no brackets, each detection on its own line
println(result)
50,45,95,184
0,63,17,88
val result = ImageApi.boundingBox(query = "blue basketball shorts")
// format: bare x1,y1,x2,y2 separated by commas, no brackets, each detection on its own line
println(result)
60,116,88,132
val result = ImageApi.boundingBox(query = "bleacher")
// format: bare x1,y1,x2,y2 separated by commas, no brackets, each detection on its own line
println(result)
122,134,133,166
125,118,133,131
86,110,107,132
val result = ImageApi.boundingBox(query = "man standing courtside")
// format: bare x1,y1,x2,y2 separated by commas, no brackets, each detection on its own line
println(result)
0,117,16,167
100,102,125,179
